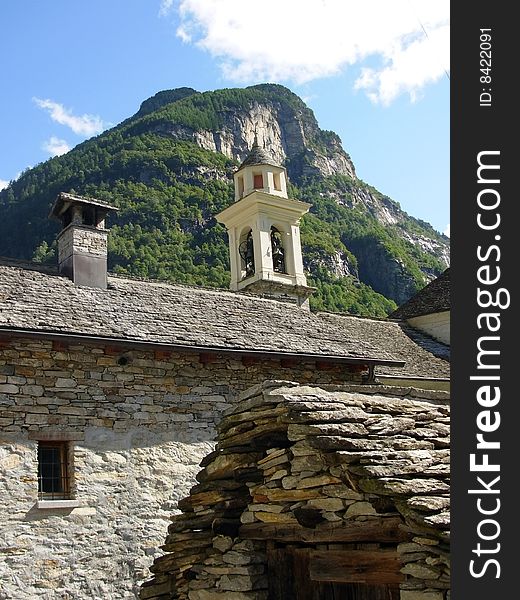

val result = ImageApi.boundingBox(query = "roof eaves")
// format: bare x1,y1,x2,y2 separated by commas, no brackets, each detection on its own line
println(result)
0,326,405,368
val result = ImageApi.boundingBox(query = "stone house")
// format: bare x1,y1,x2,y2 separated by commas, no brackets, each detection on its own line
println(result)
0,144,449,599
389,269,450,346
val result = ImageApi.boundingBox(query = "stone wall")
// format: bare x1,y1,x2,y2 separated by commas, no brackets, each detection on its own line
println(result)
57,226,107,264
0,336,361,599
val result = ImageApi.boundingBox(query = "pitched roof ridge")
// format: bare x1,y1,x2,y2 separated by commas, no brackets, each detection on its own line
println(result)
0,256,59,275
389,268,450,320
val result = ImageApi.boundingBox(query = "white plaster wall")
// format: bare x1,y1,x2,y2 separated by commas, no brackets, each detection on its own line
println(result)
407,311,450,346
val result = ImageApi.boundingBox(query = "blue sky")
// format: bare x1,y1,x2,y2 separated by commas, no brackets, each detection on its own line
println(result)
0,0,449,235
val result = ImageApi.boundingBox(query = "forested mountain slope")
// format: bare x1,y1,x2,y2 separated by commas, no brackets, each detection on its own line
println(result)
0,84,449,316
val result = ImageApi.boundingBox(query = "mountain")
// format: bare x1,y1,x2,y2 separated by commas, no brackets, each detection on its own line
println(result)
0,84,449,316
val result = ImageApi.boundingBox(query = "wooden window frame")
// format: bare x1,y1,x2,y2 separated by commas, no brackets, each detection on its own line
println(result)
37,441,72,501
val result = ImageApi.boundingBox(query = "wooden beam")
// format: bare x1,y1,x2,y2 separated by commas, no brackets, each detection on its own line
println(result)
315,361,336,371
280,358,299,368
199,352,219,364
104,344,123,355
240,517,408,543
348,363,369,373
242,356,261,366
309,550,404,585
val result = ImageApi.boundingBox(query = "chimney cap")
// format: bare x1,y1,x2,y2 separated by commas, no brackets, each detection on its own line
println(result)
49,192,118,221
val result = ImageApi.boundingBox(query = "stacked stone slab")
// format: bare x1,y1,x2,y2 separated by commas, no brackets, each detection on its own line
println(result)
141,381,450,600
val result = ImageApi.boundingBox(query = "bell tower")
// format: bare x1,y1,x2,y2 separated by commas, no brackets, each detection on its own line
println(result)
216,137,314,307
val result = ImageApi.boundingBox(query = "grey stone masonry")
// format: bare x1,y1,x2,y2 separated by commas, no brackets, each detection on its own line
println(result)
57,226,108,263
0,337,362,599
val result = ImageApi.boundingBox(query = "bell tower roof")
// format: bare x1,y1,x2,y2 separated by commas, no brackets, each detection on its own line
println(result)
238,136,281,171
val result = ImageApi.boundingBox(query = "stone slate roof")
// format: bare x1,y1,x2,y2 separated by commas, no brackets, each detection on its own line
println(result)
228,382,451,539
0,259,449,379
389,268,450,320
241,381,450,538
49,191,118,221
320,314,449,379
238,141,281,170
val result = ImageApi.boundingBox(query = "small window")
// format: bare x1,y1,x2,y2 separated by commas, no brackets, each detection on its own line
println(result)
253,173,263,189
273,172,281,191
37,441,71,500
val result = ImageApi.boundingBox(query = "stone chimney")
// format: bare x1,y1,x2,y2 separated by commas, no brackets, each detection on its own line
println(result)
49,192,118,289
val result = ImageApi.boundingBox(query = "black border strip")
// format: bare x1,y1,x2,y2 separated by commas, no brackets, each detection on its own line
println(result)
452,4,514,597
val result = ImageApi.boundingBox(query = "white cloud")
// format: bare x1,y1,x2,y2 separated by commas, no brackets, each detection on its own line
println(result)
0,169,32,189
355,22,449,105
159,0,175,17
42,136,71,157
167,0,449,104
33,97,105,136
443,224,450,237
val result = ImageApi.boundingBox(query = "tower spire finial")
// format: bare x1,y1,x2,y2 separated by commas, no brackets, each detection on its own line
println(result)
253,125,259,148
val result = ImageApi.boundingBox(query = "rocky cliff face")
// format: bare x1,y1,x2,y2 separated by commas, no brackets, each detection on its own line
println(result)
138,84,356,182
314,184,450,302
